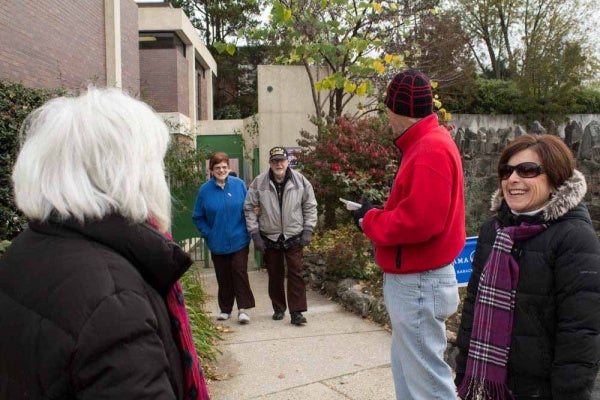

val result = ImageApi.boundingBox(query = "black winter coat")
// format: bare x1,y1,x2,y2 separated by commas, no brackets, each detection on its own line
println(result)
0,215,193,399
455,171,600,400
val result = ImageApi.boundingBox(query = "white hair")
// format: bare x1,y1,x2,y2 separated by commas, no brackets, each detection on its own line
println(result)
12,87,172,232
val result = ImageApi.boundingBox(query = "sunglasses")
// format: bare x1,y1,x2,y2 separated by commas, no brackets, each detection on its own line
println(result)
498,162,545,180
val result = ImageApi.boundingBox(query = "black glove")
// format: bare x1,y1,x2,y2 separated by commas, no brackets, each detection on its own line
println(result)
300,230,312,247
251,232,265,251
351,196,374,231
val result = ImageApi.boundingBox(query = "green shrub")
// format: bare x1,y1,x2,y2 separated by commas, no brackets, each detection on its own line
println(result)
179,264,222,376
0,80,64,240
446,77,600,118
309,224,382,281
569,86,600,114
0,240,11,254
469,79,523,114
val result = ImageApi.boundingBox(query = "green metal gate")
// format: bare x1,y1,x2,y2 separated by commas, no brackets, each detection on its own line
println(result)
196,134,245,180
170,134,246,268
171,185,208,268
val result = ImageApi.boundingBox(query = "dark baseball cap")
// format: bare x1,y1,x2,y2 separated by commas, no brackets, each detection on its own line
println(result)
269,146,289,161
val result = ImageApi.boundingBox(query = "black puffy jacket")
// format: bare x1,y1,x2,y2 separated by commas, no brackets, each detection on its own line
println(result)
0,215,193,399
455,171,600,399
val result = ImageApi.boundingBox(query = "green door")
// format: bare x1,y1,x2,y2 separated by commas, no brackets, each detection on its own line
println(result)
196,134,245,180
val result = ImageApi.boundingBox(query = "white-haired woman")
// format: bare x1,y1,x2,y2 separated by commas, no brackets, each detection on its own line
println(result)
0,87,209,399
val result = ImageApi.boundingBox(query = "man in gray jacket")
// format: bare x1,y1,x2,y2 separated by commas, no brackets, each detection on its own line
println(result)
244,146,318,325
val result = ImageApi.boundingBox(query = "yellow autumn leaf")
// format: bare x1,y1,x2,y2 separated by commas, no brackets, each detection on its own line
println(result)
373,60,385,73
384,54,394,63
343,81,357,92
356,82,368,96
444,112,452,121
431,81,438,89
434,99,442,109
323,79,335,90
372,3,382,12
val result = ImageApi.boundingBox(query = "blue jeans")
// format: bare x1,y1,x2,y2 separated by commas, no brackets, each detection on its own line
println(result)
383,264,459,400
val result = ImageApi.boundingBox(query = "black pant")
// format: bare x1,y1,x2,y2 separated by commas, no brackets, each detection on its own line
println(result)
264,245,307,313
211,245,255,313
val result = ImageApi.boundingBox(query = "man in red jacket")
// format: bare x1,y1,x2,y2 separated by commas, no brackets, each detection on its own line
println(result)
353,69,465,400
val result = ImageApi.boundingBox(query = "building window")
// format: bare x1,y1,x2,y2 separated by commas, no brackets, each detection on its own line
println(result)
139,32,185,57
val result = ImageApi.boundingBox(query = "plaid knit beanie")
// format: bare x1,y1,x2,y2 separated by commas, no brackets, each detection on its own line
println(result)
384,69,433,118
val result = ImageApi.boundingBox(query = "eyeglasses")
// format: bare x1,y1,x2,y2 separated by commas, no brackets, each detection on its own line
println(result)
498,162,545,180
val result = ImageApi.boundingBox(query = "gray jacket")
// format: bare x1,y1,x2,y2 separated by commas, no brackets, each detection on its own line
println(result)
244,168,318,242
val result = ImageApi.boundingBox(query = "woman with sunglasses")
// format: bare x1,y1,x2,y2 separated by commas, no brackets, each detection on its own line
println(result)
455,134,600,400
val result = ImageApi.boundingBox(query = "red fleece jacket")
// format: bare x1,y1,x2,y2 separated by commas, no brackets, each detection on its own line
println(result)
362,114,466,274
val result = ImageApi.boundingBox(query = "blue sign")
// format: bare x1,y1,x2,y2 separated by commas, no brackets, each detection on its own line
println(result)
453,236,477,286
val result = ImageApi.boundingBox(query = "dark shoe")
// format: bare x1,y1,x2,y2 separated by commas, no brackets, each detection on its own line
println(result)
290,312,307,325
272,311,285,320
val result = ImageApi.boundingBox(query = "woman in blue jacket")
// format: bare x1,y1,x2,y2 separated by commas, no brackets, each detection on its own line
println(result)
193,152,255,324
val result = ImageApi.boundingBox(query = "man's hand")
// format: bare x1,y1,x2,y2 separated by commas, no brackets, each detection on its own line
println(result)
351,197,375,231
300,230,312,247
251,232,265,251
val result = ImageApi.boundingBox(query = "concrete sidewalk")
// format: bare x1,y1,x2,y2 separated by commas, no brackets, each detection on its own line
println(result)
199,267,395,400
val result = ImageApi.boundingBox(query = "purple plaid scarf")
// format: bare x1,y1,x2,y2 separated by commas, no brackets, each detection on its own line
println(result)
458,222,547,400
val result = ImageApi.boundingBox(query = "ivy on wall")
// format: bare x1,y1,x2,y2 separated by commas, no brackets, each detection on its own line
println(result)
0,80,64,241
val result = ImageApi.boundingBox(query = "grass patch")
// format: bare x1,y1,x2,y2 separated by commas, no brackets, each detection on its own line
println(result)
179,262,222,378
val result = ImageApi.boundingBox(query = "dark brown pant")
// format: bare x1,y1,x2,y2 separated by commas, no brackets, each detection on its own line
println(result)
211,245,255,313
264,245,307,313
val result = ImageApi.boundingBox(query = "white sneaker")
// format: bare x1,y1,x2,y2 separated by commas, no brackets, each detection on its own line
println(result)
238,310,250,324
217,312,230,321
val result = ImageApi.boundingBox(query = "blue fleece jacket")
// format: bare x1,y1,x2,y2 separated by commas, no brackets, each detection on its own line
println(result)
192,176,250,255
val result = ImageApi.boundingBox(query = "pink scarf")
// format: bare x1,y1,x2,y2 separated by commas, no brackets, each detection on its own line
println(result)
149,218,210,400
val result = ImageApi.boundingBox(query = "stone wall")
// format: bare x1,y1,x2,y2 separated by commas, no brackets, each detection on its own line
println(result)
455,119,600,233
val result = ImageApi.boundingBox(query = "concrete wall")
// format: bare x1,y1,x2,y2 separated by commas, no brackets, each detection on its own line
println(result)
256,65,366,172
197,119,245,135
257,65,317,171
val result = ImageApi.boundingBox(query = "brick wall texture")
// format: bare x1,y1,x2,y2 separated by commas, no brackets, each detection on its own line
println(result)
197,67,208,120
140,47,178,112
0,0,139,94
140,45,189,115
120,0,140,95
176,47,189,115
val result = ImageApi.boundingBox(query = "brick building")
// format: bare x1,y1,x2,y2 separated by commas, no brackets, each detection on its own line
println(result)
0,0,216,132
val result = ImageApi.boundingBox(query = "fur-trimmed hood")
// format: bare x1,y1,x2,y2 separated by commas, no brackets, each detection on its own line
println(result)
490,169,587,221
